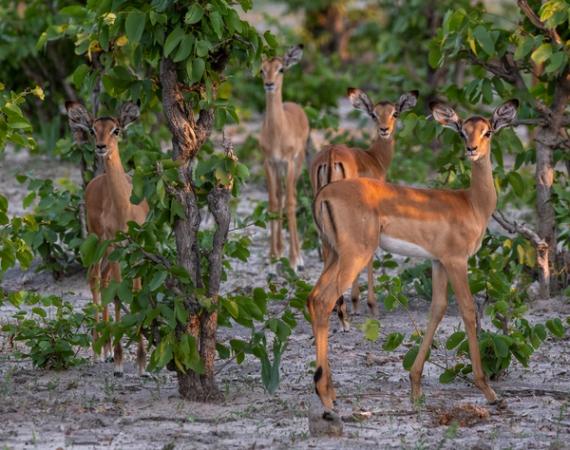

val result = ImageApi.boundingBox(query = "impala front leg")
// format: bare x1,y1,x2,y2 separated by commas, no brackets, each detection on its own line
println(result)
409,260,448,401
286,160,303,271
89,262,103,362
445,259,498,404
264,160,283,260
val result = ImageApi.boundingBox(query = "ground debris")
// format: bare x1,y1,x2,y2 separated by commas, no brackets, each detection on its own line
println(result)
435,403,490,427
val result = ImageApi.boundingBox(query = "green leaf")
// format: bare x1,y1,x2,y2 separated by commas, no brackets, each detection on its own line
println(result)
531,43,553,65
263,30,278,48
546,318,565,338
403,345,419,371
125,11,146,45
492,334,510,358
148,271,168,291
507,172,524,197
79,234,99,267
185,4,204,25
164,27,185,57
360,319,380,342
187,58,205,83
210,11,223,38
439,368,457,384
514,36,535,60
173,35,194,62
195,40,211,57
545,52,567,74
473,25,495,55
446,331,466,350
382,332,404,351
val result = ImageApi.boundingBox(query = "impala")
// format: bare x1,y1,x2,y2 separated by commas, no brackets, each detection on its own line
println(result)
308,99,519,416
260,44,309,272
66,101,148,377
310,88,418,327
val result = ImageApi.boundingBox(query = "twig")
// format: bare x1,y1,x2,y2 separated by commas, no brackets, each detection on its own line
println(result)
517,0,562,45
493,210,550,297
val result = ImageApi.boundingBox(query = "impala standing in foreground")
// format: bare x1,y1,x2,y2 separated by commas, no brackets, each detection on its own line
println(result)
308,99,519,415
260,44,309,272
66,101,148,377
310,88,418,326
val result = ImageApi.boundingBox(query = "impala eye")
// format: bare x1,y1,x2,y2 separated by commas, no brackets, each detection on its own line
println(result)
393,111,399,118
484,130,492,138
278,67,284,73
90,129,95,136
113,128,120,136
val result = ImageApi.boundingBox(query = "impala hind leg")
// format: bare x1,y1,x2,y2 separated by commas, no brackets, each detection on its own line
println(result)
350,257,377,316
264,160,283,260
444,259,498,403
133,277,146,376
308,251,374,411
109,262,124,377
409,260,448,401
286,160,303,271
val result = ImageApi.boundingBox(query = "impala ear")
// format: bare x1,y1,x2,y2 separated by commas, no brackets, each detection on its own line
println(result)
118,102,140,129
347,87,376,119
396,90,419,115
282,44,304,70
429,101,462,132
65,101,93,133
491,99,519,132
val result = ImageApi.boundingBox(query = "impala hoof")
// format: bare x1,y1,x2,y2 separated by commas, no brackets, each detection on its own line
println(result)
308,394,343,437
113,370,124,378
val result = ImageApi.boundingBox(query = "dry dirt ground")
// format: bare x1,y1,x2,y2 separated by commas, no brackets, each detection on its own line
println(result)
1,140,570,450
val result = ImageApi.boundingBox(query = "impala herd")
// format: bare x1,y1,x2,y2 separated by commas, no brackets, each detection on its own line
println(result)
67,45,519,418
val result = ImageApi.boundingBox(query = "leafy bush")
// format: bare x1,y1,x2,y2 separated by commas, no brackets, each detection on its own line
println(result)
1,290,92,369
17,175,83,278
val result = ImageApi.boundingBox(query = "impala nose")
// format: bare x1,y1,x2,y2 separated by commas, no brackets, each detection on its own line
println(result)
380,127,389,133
264,82,275,91
467,145,478,152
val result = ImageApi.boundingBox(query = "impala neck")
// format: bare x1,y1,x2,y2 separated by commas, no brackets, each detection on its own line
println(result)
103,144,132,222
265,89,286,131
368,135,395,176
468,153,497,220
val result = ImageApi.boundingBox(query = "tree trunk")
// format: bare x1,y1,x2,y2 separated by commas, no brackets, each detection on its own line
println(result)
534,127,556,298
160,57,228,401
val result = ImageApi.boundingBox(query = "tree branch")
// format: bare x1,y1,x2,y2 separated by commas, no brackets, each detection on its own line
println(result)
492,210,550,297
517,0,562,45
159,57,198,162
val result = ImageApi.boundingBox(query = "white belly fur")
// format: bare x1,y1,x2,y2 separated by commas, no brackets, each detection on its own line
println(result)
380,235,434,259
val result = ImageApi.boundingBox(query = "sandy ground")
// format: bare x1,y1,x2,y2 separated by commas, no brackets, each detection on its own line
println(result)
1,140,570,450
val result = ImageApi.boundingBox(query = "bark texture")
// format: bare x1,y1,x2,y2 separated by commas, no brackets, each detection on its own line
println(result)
160,57,230,401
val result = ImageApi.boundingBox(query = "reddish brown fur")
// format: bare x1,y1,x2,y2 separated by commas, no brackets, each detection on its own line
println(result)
259,46,309,271
66,102,149,376
308,100,518,412
310,90,417,322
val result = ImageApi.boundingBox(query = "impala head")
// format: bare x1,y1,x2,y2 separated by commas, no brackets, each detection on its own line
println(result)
347,88,418,140
430,99,518,161
261,44,303,94
65,101,140,158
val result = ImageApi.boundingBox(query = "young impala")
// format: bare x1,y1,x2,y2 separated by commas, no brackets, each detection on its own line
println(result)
66,101,148,377
260,44,309,272
308,99,519,417
310,88,418,326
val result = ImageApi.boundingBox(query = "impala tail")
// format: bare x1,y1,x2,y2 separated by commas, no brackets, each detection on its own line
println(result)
312,190,340,251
